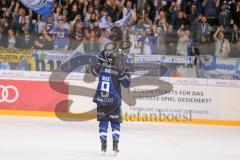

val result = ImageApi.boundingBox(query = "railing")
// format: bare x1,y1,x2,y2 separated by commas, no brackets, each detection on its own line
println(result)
0,48,240,80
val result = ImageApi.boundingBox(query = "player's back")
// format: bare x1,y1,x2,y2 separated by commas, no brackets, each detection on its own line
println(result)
93,65,129,107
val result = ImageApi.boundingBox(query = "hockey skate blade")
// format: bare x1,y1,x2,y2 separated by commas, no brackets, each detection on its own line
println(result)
101,151,106,156
113,151,119,156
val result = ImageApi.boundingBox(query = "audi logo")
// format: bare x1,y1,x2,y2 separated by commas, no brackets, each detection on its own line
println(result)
0,85,19,103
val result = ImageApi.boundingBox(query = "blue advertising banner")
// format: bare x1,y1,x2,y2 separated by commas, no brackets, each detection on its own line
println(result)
132,55,196,77
32,50,97,72
196,55,240,80
32,50,72,71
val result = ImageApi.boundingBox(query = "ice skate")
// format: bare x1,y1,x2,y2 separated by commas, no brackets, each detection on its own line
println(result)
101,140,107,155
113,140,119,155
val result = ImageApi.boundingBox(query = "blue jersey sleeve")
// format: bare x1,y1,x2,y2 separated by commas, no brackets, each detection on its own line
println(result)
119,73,131,88
91,64,102,77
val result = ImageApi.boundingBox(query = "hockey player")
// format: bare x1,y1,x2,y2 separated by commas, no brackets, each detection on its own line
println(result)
91,50,131,154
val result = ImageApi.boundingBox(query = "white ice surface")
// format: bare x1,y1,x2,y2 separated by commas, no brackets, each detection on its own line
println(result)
0,116,240,160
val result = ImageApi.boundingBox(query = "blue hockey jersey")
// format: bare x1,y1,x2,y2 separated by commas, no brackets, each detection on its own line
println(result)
52,27,69,49
92,65,131,107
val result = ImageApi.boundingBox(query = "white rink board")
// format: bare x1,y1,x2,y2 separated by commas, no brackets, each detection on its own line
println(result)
0,71,240,125
68,76,240,123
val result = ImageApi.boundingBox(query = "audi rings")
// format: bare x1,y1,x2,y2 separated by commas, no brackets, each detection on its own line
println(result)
0,85,19,103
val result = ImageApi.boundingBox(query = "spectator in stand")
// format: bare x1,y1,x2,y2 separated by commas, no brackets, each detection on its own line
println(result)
0,0,9,18
83,29,100,55
69,22,85,50
229,24,240,44
233,1,240,27
186,30,195,56
93,0,101,15
176,26,189,56
1,0,15,20
12,4,33,36
155,11,168,29
13,2,32,24
62,1,69,16
53,5,63,21
129,26,141,54
142,11,153,28
136,15,147,35
1,0,240,59
99,29,112,52
86,13,99,30
108,4,122,22
148,0,166,23
188,3,200,26
16,23,33,49
218,3,232,29
0,19,8,48
197,35,214,55
165,25,178,55
137,0,147,13
103,0,111,13
122,0,132,17
0,26,4,47
213,26,230,57
203,0,220,25
182,0,198,16
34,25,53,50
0,25,3,47
154,11,169,55
7,29,16,48
172,11,188,30
121,0,137,22
83,4,95,22
137,26,157,55
168,2,182,27
195,16,211,42
228,24,240,57
67,1,81,22
2,9,13,26
52,18,69,51
60,15,71,30
46,15,55,32
70,13,81,26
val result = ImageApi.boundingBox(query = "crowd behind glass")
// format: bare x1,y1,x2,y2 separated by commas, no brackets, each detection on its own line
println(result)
0,0,240,58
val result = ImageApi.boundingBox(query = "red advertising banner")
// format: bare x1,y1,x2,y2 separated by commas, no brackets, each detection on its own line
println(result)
0,79,68,112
